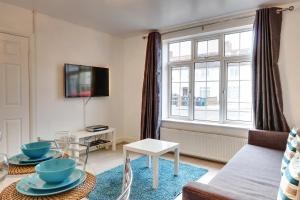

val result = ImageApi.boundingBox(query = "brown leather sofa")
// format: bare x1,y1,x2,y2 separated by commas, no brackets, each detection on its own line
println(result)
182,129,289,200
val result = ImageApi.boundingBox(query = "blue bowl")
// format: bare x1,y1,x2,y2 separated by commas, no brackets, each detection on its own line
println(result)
35,159,76,183
21,141,51,159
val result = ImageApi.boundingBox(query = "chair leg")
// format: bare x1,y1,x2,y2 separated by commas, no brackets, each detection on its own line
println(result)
122,150,129,190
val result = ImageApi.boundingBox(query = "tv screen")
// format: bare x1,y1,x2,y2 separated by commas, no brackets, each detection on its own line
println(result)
64,64,109,97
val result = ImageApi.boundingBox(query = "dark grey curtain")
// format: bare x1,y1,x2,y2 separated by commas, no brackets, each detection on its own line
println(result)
252,7,289,132
140,32,162,139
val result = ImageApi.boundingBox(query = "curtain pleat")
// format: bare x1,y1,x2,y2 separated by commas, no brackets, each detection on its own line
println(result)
140,32,162,139
252,7,289,132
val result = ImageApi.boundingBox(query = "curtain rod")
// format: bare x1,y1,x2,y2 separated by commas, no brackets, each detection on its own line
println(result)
142,5,294,39
277,6,294,13
142,14,254,39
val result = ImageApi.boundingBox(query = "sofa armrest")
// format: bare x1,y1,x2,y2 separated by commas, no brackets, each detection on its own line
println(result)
248,129,288,151
182,182,243,200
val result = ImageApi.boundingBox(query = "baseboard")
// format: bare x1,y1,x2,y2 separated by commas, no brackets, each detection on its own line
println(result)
116,137,139,144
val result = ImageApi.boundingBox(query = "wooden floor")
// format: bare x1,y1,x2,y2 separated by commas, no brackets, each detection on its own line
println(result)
87,143,224,200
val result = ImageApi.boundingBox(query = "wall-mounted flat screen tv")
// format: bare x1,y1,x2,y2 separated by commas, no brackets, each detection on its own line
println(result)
64,64,109,97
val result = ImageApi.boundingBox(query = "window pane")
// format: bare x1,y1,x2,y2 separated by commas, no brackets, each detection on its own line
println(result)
171,101,180,116
171,82,180,116
227,81,239,102
227,102,239,111
228,63,239,81
240,31,253,55
169,43,179,62
181,82,189,97
180,109,189,117
240,62,251,81
169,41,191,62
240,111,252,121
195,67,206,82
195,110,219,121
180,82,189,117
226,62,252,122
207,39,219,56
194,62,219,121
206,82,219,117
170,66,190,117
240,81,252,103
225,33,239,56
194,111,206,120
206,111,219,121
197,39,219,58
240,103,251,112
207,63,220,81
207,82,219,101
197,41,207,57
171,83,180,97
180,41,191,60
227,111,239,120
195,82,207,98
181,67,189,82
172,67,180,82
225,31,253,57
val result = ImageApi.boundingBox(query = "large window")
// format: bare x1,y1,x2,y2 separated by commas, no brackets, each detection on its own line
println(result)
168,29,253,124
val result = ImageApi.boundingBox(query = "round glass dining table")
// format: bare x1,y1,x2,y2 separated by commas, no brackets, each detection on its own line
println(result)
0,163,96,199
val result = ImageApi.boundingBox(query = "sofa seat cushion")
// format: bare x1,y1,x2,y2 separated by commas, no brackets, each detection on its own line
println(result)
210,144,284,200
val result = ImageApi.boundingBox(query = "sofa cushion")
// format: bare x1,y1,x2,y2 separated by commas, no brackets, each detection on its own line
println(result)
209,144,284,200
281,128,299,174
278,152,300,200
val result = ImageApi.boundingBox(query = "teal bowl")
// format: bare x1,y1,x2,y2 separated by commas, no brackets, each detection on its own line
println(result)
35,159,76,183
21,141,51,159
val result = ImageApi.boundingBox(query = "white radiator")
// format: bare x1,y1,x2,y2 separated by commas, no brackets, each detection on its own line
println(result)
161,127,248,162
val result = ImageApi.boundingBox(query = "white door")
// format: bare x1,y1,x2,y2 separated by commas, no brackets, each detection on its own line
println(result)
0,33,30,156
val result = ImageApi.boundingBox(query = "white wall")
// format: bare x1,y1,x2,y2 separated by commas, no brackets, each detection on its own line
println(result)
279,1,300,128
35,13,124,139
0,2,125,141
123,36,147,141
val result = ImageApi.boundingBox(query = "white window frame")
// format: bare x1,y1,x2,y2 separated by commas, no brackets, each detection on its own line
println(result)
167,27,253,125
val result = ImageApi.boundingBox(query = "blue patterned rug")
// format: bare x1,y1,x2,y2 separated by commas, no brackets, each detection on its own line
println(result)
89,156,208,200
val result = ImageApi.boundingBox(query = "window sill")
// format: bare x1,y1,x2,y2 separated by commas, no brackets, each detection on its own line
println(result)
162,118,252,129
161,118,251,138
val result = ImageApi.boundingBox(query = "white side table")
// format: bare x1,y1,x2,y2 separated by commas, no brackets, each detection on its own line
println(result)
123,138,180,189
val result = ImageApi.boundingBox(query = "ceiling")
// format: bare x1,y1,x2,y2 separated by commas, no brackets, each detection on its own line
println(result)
0,0,298,37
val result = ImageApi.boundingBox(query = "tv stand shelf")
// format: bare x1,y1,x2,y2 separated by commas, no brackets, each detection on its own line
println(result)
70,128,116,152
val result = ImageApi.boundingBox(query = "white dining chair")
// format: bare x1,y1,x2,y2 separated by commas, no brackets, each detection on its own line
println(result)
36,137,60,150
65,142,90,171
116,156,133,200
37,136,90,171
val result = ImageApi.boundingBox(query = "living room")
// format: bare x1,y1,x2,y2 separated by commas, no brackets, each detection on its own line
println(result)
0,0,299,200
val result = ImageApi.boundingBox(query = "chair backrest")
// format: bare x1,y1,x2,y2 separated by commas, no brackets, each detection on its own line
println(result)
65,142,90,171
36,137,60,150
37,137,90,171
116,157,133,200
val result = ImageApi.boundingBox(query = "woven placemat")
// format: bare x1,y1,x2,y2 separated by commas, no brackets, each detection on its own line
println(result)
8,165,36,175
0,172,96,200
8,154,62,175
